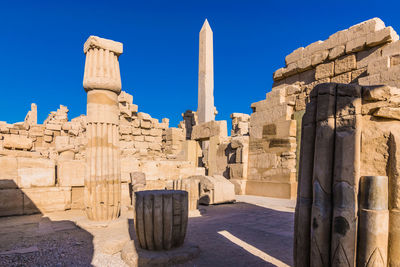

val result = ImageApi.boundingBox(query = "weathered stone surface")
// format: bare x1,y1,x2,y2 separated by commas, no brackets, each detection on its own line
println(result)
315,62,334,80
0,189,23,216
335,54,356,75
191,120,227,140
367,26,399,47
135,190,188,250
18,158,55,188
57,160,85,187
189,175,235,205
0,156,19,189
83,36,122,221
23,187,71,213
373,107,400,120
358,176,389,267
3,135,33,150
197,19,216,123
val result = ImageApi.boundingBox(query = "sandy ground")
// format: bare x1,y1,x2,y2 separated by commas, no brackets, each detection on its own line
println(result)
0,195,295,267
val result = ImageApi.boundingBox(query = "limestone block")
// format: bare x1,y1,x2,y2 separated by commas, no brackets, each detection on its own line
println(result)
297,57,312,71
0,156,19,189
351,67,367,82
121,182,131,207
366,26,399,47
331,72,352,84
335,54,356,75
150,128,162,137
132,119,140,128
363,85,400,101
71,186,84,210
28,125,44,137
368,57,390,76
282,62,299,77
148,142,161,151
285,47,304,65
119,92,133,107
303,40,325,58
0,189,23,216
44,135,53,143
46,123,62,131
131,127,141,136
286,85,302,96
229,163,246,179
3,134,33,150
133,135,144,142
140,120,152,129
191,120,227,140
358,74,381,86
134,190,188,250
130,171,146,186
346,36,366,53
357,46,383,68
190,175,235,205
57,160,85,187
373,107,400,120
23,187,71,213
121,157,140,183
329,45,346,60
119,125,131,135
134,141,148,150
138,112,152,121
315,62,334,80
348,18,385,39
382,40,400,58
44,129,53,136
311,50,329,66
273,67,285,81
17,158,55,188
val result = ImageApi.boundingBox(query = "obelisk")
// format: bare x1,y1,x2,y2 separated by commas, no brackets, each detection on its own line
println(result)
83,36,123,221
197,19,216,123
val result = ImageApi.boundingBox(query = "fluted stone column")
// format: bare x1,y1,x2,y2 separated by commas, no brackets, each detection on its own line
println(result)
358,176,389,267
83,36,123,221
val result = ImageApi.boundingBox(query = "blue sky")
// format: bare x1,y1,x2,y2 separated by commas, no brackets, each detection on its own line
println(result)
0,0,398,130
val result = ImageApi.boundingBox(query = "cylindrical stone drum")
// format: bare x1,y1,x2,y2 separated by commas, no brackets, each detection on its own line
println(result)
358,176,389,267
135,190,188,250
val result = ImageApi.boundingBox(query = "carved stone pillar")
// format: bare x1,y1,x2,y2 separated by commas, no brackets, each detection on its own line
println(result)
83,36,123,221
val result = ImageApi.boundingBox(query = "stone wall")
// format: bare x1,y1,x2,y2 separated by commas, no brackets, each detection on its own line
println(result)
247,18,400,199
0,90,204,216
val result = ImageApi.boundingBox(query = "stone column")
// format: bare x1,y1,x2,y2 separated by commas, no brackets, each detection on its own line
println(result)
310,83,336,267
83,36,123,221
358,176,389,267
197,19,216,124
294,91,317,267
388,132,400,266
331,84,362,267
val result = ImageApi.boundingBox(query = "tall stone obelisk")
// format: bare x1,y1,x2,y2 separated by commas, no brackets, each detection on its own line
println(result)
197,19,216,123
83,36,123,221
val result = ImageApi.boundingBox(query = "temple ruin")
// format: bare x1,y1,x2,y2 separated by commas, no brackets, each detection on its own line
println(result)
1,16,400,266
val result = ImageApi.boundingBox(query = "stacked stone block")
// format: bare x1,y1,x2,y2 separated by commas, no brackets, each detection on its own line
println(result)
294,83,400,267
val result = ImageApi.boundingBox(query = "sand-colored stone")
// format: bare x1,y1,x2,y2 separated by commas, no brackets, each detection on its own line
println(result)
57,160,85,187
197,19,216,123
135,190,188,250
83,36,123,221
358,176,389,267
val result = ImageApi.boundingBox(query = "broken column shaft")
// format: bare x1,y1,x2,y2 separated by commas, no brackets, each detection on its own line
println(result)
83,36,123,221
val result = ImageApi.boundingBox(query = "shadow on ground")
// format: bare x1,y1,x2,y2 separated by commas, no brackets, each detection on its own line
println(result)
167,202,293,267
0,180,95,266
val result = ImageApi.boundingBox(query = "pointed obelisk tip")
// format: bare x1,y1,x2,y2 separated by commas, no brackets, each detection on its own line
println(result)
201,18,212,31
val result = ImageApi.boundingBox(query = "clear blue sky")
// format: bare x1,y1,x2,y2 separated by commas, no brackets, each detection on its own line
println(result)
1,0,399,129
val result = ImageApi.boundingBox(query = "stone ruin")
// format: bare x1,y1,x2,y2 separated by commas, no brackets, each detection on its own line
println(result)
0,19,400,265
